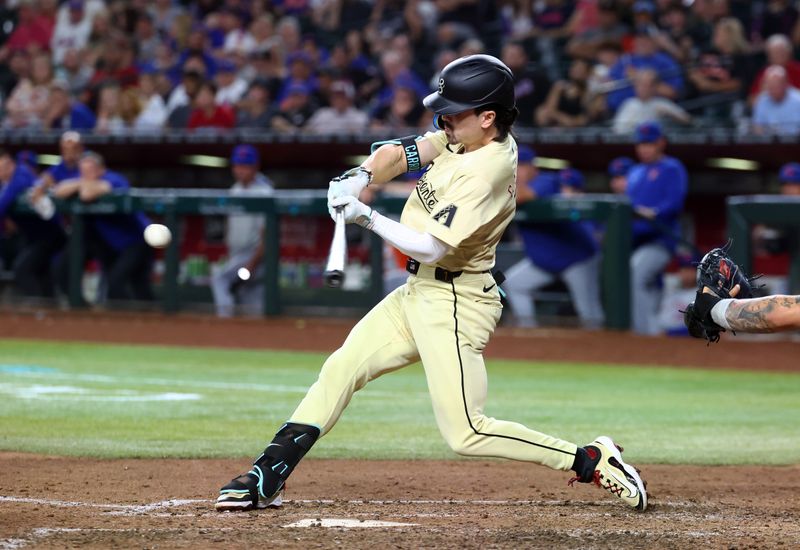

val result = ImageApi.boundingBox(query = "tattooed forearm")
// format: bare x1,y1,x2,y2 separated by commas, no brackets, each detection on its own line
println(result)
725,295,800,333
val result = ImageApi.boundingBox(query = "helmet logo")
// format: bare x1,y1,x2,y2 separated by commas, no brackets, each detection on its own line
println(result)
438,77,445,95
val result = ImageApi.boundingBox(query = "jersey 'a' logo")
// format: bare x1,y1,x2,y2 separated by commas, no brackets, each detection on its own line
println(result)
432,204,457,228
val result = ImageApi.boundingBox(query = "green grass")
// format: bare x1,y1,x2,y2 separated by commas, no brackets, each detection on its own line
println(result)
0,339,798,465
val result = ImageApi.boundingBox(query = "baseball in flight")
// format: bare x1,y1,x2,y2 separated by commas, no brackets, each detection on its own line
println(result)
144,223,172,248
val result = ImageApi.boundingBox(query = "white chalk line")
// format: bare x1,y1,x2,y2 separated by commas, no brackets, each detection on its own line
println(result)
0,494,697,513
0,370,408,397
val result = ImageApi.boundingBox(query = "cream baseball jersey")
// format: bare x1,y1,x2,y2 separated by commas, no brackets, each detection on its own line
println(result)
400,130,518,272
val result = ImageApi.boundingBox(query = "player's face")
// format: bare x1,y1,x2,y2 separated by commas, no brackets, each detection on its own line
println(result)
610,175,627,194
441,109,495,150
0,156,13,182
61,140,82,164
635,141,663,163
232,164,257,183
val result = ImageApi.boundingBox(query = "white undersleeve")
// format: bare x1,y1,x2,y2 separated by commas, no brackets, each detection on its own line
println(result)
710,299,733,329
368,212,451,264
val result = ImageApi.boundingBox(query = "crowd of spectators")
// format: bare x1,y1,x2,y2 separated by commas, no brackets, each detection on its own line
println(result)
1,0,800,137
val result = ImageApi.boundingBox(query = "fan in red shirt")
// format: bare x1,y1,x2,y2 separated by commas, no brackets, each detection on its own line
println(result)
2,1,53,58
749,34,800,102
188,82,235,130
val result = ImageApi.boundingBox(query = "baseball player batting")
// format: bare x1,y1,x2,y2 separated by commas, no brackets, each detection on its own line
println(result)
215,54,648,512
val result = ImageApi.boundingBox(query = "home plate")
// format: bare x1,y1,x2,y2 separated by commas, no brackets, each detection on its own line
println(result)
283,518,416,528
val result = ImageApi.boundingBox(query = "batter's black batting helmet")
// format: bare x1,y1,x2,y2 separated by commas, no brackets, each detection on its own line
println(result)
423,54,516,116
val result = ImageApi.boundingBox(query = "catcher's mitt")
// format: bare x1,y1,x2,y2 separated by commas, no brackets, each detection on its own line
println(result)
682,247,762,344
695,247,760,299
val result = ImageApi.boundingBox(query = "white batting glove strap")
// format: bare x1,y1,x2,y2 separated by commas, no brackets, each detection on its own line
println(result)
328,195,374,228
327,167,372,203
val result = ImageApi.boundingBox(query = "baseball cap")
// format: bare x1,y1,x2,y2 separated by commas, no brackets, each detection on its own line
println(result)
286,51,313,66
779,162,800,184
518,145,536,164
633,1,656,13
68,0,84,10
216,59,236,73
559,168,584,190
330,80,355,98
635,121,663,143
608,156,634,177
16,150,38,167
231,144,259,166
61,130,82,144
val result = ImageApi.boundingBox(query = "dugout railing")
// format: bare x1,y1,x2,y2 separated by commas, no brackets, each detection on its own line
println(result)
727,195,800,295
13,191,633,329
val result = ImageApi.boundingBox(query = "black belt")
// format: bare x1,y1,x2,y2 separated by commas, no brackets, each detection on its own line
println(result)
405,258,500,284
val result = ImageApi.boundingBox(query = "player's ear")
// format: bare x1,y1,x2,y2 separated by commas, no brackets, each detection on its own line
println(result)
479,109,496,130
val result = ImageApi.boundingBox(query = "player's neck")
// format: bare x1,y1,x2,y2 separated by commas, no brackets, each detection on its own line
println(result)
464,128,500,153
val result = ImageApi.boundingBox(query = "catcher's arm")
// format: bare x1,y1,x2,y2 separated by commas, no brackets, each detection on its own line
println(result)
711,290,800,333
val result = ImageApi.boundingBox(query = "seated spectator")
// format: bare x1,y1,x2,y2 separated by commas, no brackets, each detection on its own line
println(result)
50,0,95,66
271,83,316,132
214,60,248,106
42,80,96,130
88,35,139,89
95,82,127,134
652,2,695,64
748,34,800,102
613,69,691,135
370,85,427,131
167,70,204,129
54,48,93,96
4,53,53,129
505,147,604,328
0,1,53,61
607,29,684,112
608,156,634,194
305,80,368,134
134,13,160,64
752,0,798,46
188,82,236,131
626,122,688,335
236,80,275,129
277,51,319,101
211,145,274,317
687,17,754,119
51,151,153,303
566,0,628,61
530,0,579,80
501,41,551,127
249,14,278,55
0,148,66,298
133,72,167,131
536,58,593,127
752,65,800,136
586,40,623,119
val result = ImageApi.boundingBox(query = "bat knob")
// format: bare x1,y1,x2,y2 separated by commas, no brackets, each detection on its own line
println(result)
324,269,345,288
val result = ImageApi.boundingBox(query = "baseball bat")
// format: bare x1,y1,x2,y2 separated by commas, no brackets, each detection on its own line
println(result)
324,207,347,287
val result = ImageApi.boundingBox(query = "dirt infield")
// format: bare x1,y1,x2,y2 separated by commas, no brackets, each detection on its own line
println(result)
1,310,799,548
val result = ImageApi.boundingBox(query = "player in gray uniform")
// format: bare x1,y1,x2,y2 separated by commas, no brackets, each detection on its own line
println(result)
210,145,274,317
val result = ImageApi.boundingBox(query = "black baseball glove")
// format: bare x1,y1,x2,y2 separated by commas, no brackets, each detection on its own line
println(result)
682,247,761,343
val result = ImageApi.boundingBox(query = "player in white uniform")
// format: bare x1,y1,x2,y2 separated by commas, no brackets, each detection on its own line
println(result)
215,55,648,512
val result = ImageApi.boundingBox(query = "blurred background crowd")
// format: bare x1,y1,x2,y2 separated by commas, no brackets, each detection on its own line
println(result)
2,0,800,136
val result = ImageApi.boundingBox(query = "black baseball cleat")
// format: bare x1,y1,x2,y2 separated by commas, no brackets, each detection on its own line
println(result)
215,466,283,512
569,435,648,511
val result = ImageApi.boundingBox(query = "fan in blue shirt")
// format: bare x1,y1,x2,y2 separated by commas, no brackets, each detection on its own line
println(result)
0,149,67,297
